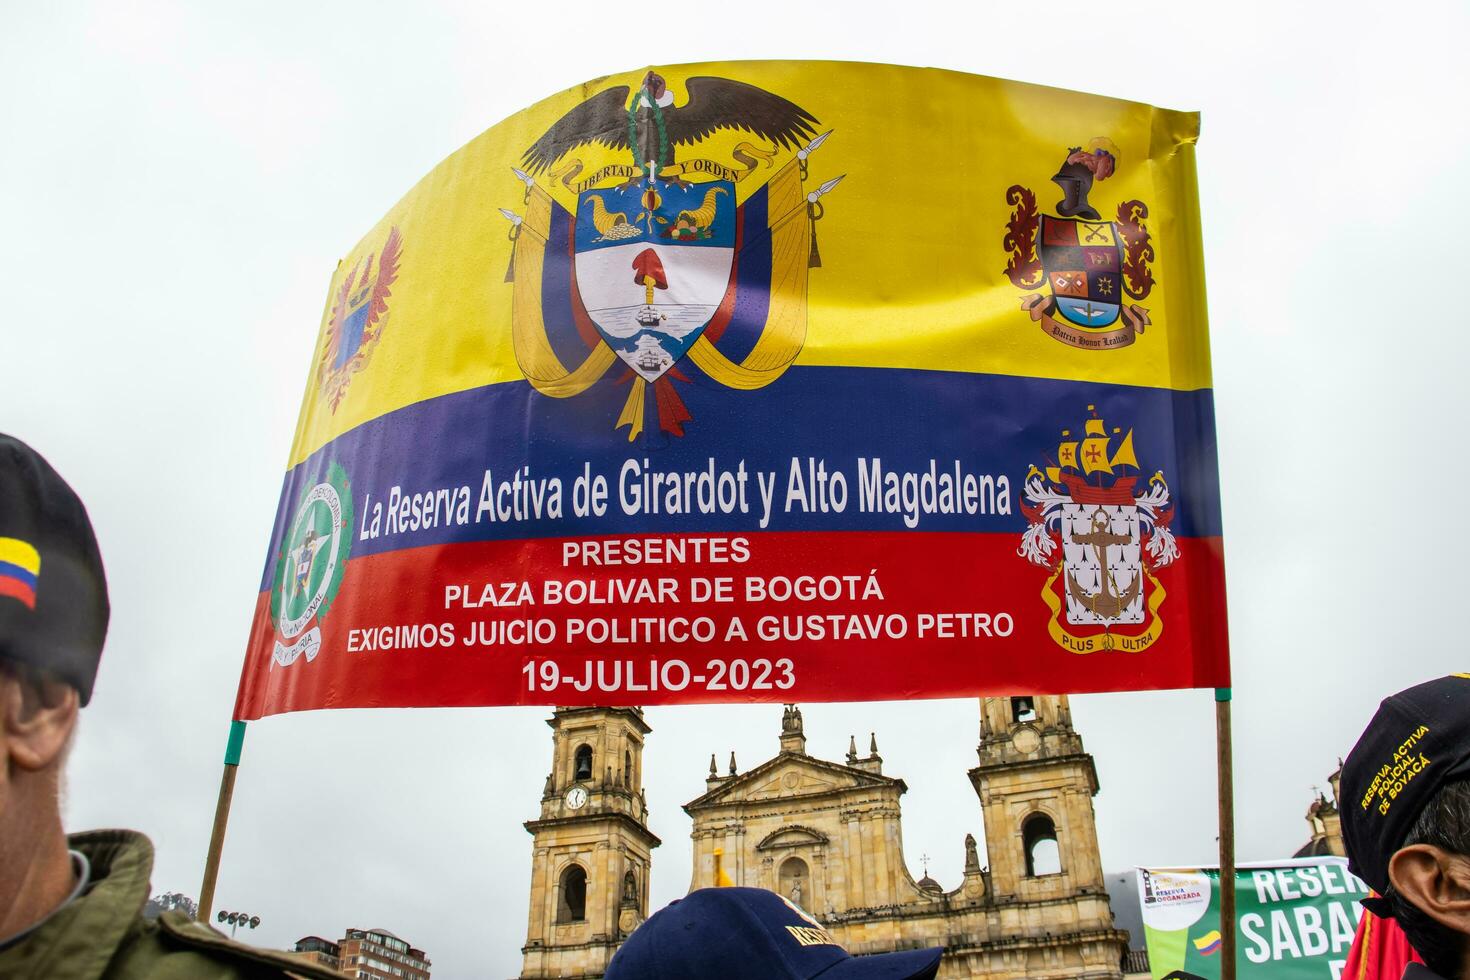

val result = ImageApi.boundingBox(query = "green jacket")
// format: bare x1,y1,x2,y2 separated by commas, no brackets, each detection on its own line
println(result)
0,829,340,980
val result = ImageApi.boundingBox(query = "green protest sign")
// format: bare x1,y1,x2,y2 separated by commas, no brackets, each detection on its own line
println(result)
1138,859,1368,979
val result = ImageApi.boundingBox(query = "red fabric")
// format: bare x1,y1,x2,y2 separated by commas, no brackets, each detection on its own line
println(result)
1344,903,1422,980
0,576,36,609
1061,473,1138,505
654,377,692,437
233,531,1231,719
701,203,743,345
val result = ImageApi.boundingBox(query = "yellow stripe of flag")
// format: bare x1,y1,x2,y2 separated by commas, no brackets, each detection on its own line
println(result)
282,62,1210,468
0,538,40,575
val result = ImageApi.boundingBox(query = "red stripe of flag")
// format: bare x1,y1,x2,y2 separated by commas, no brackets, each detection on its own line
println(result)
0,575,36,609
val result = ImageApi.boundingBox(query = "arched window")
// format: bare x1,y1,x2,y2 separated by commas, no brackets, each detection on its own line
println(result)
1022,813,1061,877
779,856,810,906
1011,696,1036,724
573,744,593,782
558,864,588,922
624,750,633,786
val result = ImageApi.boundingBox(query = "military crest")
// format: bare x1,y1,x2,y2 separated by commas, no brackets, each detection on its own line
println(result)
1003,141,1154,350
318,227,403,411
269,462,353,667
500,70,843,441
1017,407,1177,653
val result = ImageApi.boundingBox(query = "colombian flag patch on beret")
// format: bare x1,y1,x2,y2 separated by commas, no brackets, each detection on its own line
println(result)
0,538,40,609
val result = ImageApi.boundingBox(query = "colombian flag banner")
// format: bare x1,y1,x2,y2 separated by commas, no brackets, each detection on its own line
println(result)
234,62,1227,720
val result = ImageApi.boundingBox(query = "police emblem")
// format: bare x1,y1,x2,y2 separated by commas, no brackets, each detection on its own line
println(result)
318,227,403,411
269,462,353,667
1017,406,1177,653
500,71,843,441
1003,141,1154,350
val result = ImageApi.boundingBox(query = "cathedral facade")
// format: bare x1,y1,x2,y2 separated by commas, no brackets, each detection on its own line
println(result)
519,698,1128,979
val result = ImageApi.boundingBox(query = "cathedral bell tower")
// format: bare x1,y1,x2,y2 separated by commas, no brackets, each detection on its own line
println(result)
966,696,1127,977
520,707,660,980
969,695,1108,902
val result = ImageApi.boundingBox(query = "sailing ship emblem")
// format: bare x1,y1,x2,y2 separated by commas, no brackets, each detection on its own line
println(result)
1018,406,1179,653
1003,141,1155,351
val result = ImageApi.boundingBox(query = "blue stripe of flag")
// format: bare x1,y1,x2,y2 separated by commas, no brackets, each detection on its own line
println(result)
0,560,38,588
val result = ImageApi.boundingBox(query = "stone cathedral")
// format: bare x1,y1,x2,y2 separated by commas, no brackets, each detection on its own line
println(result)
518,697,1128,979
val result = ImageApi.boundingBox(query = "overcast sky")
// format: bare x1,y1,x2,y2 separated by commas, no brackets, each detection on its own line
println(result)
3,2,1468,977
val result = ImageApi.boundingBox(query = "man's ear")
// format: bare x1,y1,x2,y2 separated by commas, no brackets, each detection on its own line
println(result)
1388,844,1470,932
1,672,79,772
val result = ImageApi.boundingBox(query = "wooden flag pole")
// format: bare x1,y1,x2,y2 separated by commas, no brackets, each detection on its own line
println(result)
198,720,247,922
1216,689,1236,980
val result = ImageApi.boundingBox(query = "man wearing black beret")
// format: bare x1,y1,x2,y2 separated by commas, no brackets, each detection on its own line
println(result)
1340,675,1470,980
606,885,942,979
0,435,337,978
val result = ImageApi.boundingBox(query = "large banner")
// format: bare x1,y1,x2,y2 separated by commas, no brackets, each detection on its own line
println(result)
234,62,1227,719
1138,861,1368,979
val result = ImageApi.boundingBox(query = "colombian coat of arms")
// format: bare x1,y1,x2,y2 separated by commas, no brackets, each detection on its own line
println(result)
1018,407,1178,653
1003,141,1154,350
317,227,403,411
500,71,843,441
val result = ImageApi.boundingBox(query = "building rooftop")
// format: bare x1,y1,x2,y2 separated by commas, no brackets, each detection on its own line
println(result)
342,927,431,964
1293,836,1338,858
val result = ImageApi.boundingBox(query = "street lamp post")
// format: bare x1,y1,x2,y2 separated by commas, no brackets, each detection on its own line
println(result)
215,909,261,939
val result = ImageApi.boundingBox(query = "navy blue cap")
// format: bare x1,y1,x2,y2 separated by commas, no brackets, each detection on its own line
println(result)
1339,674,1470,901
606,887,942,980
0,435,109,704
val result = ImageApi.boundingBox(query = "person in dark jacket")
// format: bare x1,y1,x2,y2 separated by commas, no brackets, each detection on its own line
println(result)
0,434,335,979
1340,675,1470,980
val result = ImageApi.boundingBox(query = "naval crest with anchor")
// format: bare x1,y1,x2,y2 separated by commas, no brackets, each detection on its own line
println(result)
1017,406,1178,653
